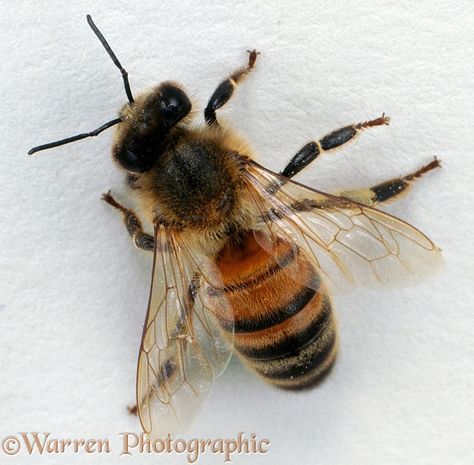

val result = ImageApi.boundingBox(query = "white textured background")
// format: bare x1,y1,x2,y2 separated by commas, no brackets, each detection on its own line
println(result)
1,1,473,464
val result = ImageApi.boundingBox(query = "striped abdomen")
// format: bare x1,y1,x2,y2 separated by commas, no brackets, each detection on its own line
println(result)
216,232,337,389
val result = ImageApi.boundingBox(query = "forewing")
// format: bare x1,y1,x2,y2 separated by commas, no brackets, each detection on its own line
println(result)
244,161,441,292
137,226,233,437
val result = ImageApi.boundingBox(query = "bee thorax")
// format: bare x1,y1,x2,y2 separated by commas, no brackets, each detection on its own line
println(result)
141,138,245,230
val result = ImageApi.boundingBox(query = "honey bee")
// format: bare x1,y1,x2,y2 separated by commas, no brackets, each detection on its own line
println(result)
29,16,442,436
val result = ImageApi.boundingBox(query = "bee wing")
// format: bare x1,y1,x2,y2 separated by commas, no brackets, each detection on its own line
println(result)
137,226,233,437
243,160,442,292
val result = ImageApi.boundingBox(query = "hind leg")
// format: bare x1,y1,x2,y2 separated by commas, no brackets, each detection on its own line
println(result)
336,158,441,206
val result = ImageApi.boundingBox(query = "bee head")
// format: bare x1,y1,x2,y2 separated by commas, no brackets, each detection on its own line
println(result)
112,82,192,173
27,16,192,165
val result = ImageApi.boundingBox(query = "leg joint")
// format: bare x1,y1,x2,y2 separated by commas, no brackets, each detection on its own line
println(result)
134,233,155,252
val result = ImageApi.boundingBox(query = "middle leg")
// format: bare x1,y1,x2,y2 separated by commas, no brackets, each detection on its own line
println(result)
281,114,390,178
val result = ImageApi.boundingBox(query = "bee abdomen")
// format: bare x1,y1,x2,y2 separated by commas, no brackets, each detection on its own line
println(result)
249,298,337,390
216,232,337,390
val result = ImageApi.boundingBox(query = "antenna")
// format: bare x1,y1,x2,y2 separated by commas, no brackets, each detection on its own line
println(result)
28,15,134,155
86,14,134,103
28,118,122,155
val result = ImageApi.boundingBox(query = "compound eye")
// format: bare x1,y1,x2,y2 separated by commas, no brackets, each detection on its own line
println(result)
116,146,156,173
159,84,191,126
163,95,180,111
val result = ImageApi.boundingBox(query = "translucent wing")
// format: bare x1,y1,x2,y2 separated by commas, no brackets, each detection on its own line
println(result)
136,226,233,437
243,160,441,292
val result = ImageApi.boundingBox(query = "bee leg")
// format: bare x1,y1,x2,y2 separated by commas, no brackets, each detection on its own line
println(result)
101,191,155,252
280,114,391,178
204,49,259,126
127,404,138,416
337,157,441,206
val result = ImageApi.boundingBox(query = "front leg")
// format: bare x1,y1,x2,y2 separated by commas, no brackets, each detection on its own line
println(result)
102,191,154,252
204,49,259,126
